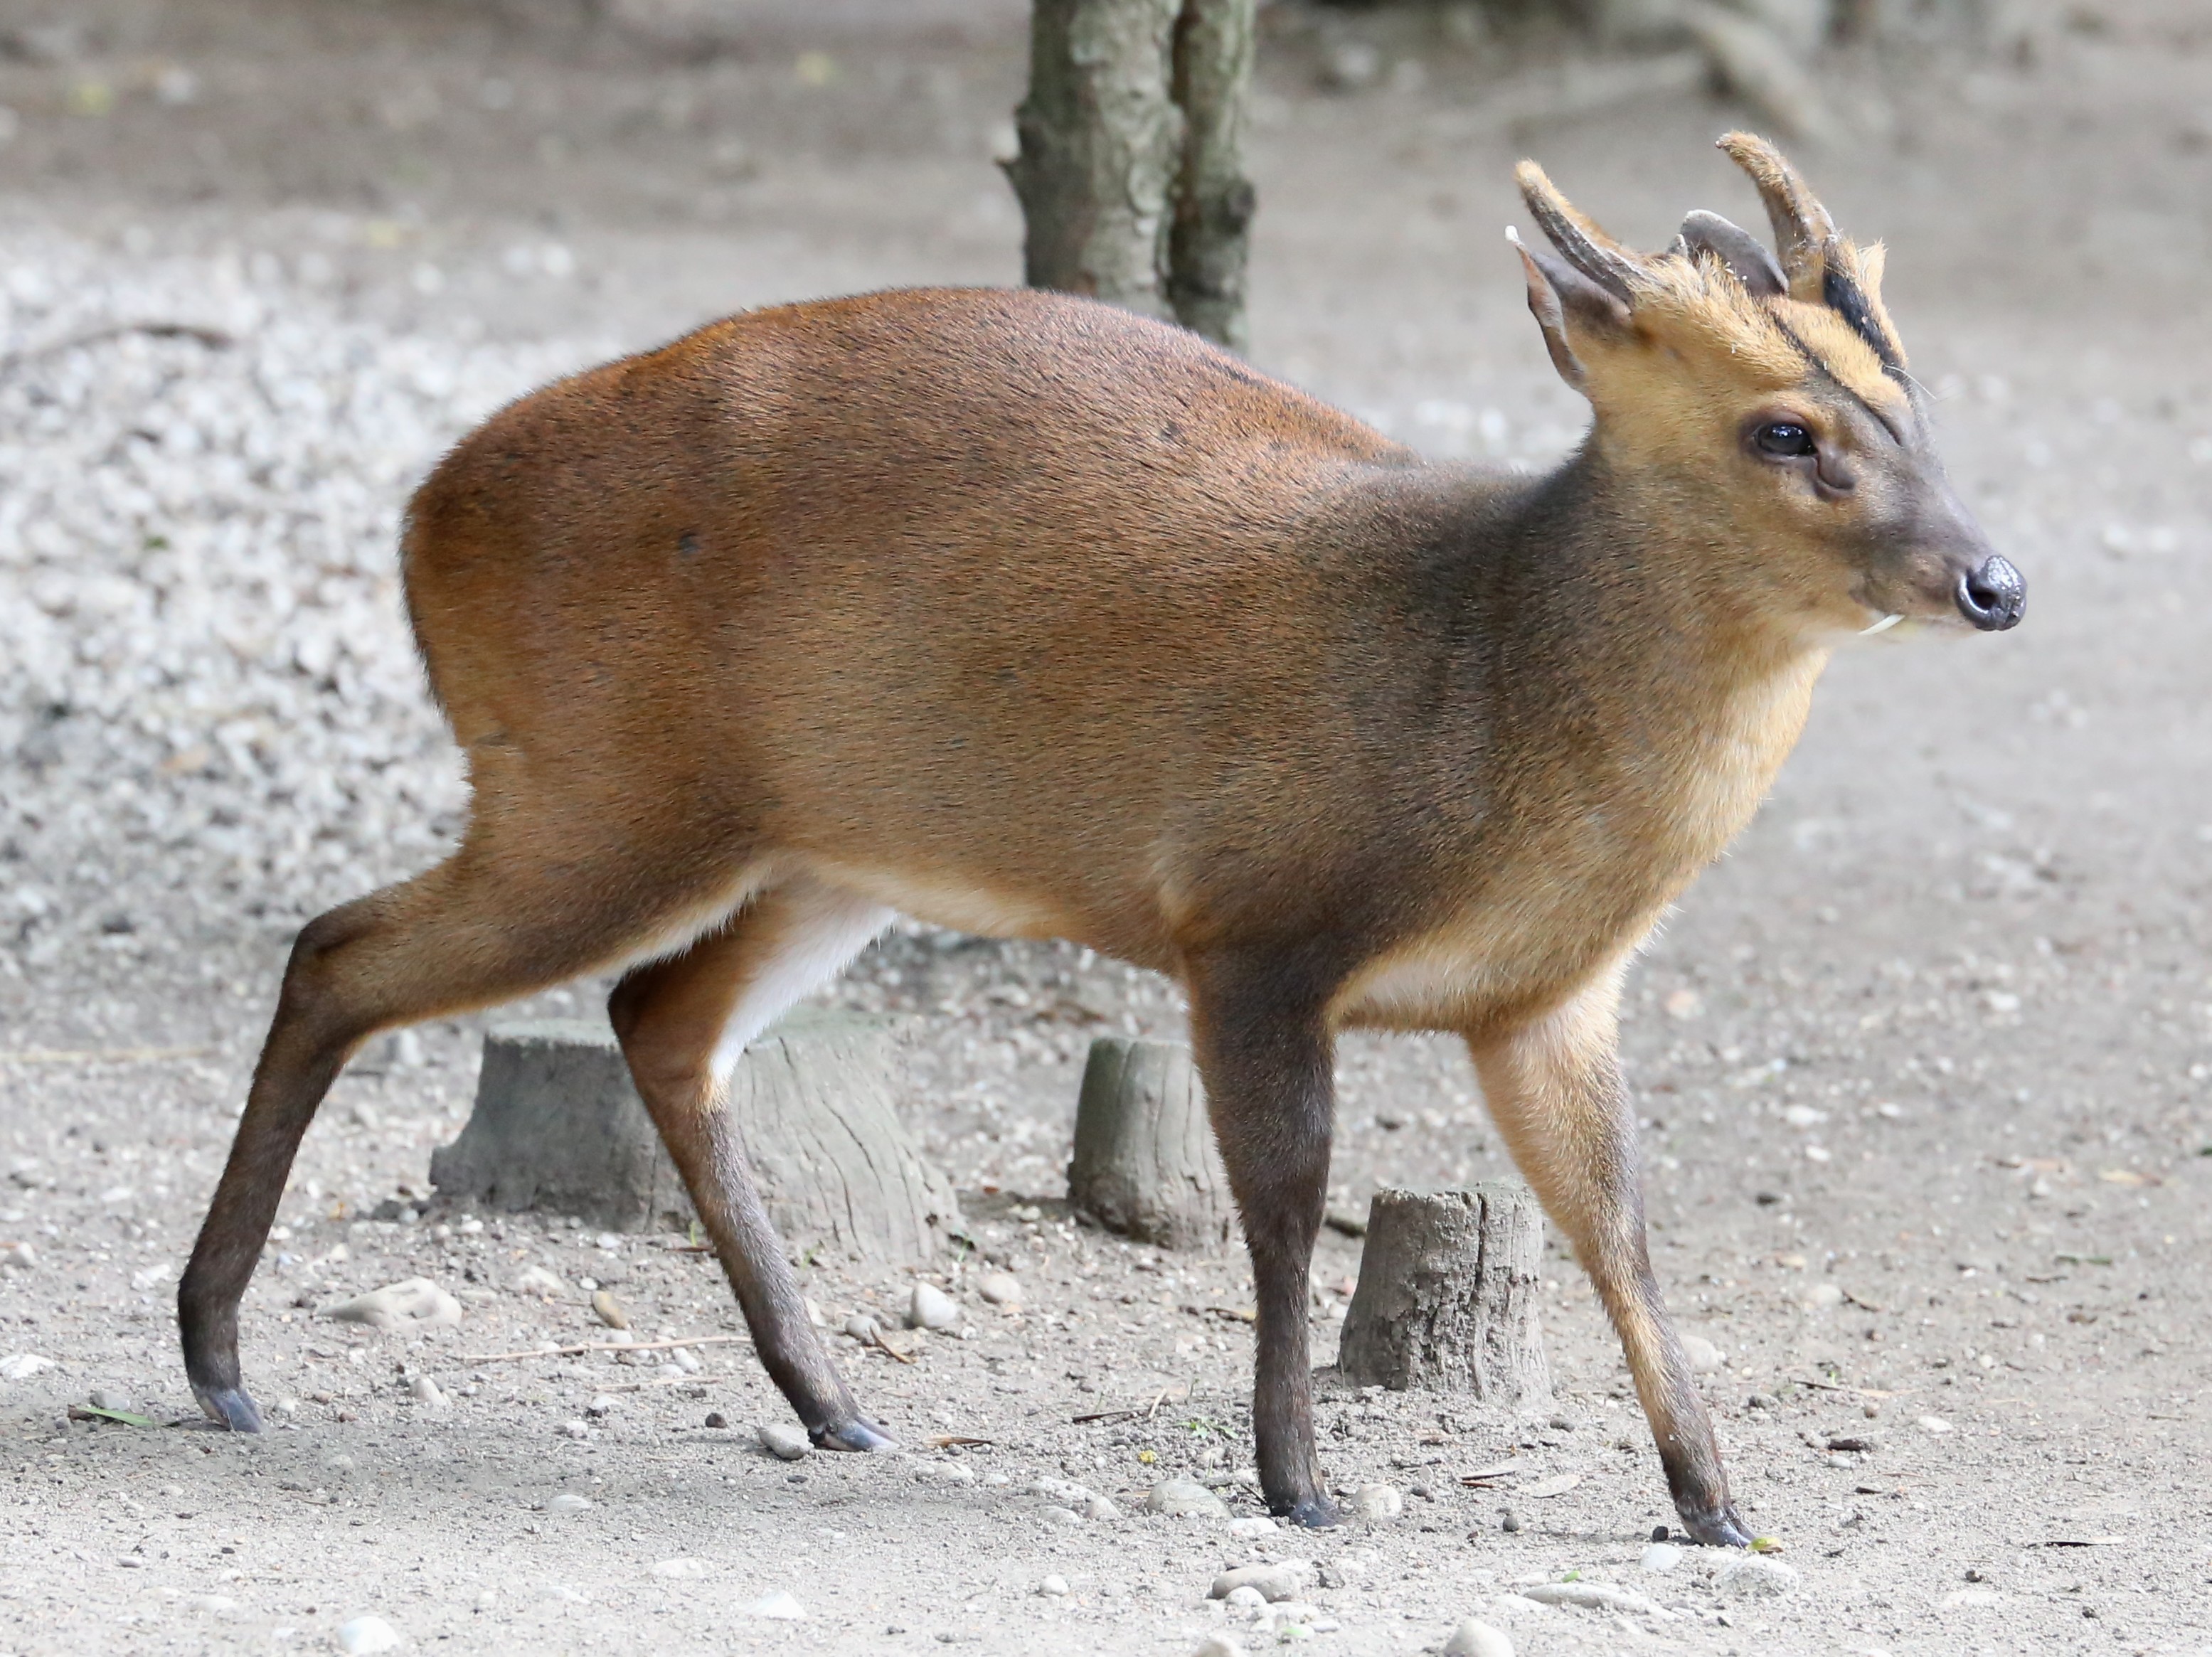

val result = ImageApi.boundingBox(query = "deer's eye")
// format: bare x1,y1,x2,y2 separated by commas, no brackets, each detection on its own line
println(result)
1754,420,1816,458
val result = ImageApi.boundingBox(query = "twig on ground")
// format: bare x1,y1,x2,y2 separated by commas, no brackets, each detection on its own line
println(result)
459,1333,748,1365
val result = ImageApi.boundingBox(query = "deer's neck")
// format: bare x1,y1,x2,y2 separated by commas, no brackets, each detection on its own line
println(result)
1479,444,1830,870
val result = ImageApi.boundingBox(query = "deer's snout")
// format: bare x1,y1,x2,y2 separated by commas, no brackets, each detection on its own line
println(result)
1955,555,2025,632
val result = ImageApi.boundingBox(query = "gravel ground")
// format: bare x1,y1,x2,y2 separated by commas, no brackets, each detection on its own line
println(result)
5,1,2212,1653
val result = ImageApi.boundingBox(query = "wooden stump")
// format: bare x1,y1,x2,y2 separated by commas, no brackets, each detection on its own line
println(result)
427,1010,959,1264
1336,1183,1551,1405
1065,1036,1235,1251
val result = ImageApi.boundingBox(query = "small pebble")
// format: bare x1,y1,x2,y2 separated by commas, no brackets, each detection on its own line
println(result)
1035,1574,1069,1597
1716,1555,1799,1598
649,1558,707,1579
319,1278,462,1333
1082,1494,1122,1521
1193,1637,1246,1657
976,1270,1023,1306
408,1375,447,1410
1226,1516,1277,1539
333,1615,403,1654
1145,1476,1231,1519
1038,1504,1083,1527
584,1395,617,1418
704,1412,728,1429
590,1289,629,1330
1222,1585,1267,1611
546,1493,592,1513
1640,1541,1682,1572
1917,1415,1953,1434
746,1591,805,1620
906,1282,962,1331
557,1420,593,1442
1349,1483,1403,1523
1209,1562,1313,1604
1679,1335,1725,1373
88,1387,137,1413
843,1314,881,1345
1499,1511,1520,1533
0,1242,35,1272
757,1422,811,1461
513,1266,566,1298
1442,1619,1513,1657
1804,1282,1845,1309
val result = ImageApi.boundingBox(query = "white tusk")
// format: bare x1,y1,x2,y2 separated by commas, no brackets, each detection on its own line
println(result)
1859,613,1903,636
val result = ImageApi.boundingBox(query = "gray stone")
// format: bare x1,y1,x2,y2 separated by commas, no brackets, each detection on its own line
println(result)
430,1013,959,1261
333,1616,403,1655
757,1422,811,1461
1681,1334,1726,1373
1336,1185,1549,1403
1442,1620,1513,1657
1716,1555,1799,1597
906,1282,962,1331
1208,1561,1312,1602
1066,1038,1235,1251
1519,1581,1664,1616
1144,1476,1230,1519
1639,1541,1683,1572
976,1269,1023,1306
1348,1483,1403,1522
319,1278,462,1333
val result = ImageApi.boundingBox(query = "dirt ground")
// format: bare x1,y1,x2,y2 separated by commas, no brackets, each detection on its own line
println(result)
3,1,2212,1653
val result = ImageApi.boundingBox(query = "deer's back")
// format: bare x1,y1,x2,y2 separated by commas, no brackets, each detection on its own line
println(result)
402,289,1469,965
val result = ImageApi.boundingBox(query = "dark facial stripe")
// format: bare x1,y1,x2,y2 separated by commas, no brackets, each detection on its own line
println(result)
1821,266,1903,371
1770,316,1910,444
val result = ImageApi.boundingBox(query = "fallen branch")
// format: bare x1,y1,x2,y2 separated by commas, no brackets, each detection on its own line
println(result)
0,321,235,380
459,1333,748,1365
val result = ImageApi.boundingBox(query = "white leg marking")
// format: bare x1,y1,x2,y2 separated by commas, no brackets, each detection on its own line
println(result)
706,880,894,1087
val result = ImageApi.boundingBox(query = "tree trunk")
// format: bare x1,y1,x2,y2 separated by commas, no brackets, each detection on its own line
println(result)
1003,0,1185,321
429,1011,960,1264
1006,0,1256,351
1168,0,1258,351
1336,1183,1551,1405
1065,1036,1237,1250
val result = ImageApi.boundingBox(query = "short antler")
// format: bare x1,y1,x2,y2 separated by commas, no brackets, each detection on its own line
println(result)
1713,132,1834,302
1514,160,1650,304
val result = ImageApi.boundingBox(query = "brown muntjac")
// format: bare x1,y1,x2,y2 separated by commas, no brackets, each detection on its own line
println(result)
180,134,2020,1545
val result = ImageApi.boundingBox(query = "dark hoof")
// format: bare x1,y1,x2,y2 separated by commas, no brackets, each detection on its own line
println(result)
193,1385,264,1434
1275,1493,1341,1530
1678,1502,1753,1547
812,1417,896,1453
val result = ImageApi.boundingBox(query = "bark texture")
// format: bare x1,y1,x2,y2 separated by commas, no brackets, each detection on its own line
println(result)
1003,0,1185,322
1167,0,1257,351
1336,1183,1551,1404
1065,1035,1237,1251
429,1011,959,1263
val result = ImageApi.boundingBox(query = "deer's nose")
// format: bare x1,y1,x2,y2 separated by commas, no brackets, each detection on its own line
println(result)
1955,555,2024,632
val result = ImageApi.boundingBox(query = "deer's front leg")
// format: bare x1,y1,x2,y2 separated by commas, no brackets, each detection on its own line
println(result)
1186,949,1341,1528
1468,972,1751,1546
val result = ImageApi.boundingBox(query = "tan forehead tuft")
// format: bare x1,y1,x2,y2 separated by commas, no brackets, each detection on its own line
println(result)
1767,299,1910,419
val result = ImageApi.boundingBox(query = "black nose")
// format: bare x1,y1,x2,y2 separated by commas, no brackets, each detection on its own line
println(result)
1955,555,2025,632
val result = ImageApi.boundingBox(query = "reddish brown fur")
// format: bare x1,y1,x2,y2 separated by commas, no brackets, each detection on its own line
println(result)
179,141,2014,1545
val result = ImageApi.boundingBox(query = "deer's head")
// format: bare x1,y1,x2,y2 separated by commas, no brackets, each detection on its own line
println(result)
1512,134,2022,639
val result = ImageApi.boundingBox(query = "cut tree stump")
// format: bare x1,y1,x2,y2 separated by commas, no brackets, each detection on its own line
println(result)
427,1010,959,1264
1065,1035,1235,1251
1336,1183,1551,1404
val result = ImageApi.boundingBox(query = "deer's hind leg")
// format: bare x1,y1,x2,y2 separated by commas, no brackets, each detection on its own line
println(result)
179,823,753,1433
1468,968,1751,1547
607,874,897,1450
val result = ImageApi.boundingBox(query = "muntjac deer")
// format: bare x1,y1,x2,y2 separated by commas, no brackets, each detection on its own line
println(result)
181,134,2021,1546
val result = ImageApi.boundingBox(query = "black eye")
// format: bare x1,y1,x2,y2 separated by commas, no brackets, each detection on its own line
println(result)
1755,421,1816,458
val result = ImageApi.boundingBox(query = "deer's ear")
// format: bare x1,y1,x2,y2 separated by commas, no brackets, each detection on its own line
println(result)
1511,228,1630,398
